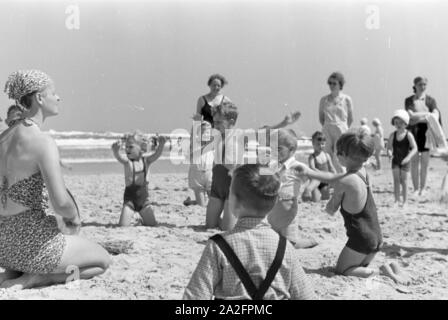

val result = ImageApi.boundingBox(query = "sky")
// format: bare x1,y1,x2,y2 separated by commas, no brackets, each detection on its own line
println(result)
0,0,448,136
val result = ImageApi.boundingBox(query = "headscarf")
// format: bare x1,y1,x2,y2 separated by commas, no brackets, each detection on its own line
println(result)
4,70,52,103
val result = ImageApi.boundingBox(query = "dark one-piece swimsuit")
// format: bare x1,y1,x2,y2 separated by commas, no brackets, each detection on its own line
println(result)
201,95,225,127
340,172,383,255
123,160,151,212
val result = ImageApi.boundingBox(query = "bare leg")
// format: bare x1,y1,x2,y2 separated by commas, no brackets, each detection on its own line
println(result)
400,169,409,205
374,150,381,170
335,246,377,278
139,205,157,226
320,186,330,200
0,269,23,285
220,200,236,231
0,235,111,290
420,151,430,193
392,168,401,203
303,179,321,202
193,188,207,207
118,205,135,227
410,153,420,192
205,196,224,229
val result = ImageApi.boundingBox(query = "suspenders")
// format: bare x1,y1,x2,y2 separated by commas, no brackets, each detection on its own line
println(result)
210,234,287,300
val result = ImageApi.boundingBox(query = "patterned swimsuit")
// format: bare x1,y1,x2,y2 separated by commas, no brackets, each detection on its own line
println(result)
0,172,66,274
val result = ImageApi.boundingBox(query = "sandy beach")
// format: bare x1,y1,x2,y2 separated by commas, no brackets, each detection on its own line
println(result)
0,157,447,300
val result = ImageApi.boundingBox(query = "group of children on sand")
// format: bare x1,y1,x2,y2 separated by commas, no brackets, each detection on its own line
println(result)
106,101,417,300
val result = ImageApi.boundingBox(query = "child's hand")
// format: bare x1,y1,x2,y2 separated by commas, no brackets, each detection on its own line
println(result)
283,111,301,125
192,113,202,121
291,162,310,176
401,158,410,165
112,140,122,151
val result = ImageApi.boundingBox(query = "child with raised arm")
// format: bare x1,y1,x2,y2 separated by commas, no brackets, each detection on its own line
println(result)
206,102,300,231
302,131,336,202
111,132,166,227
296,129,410,284
184,121,214,207
386,110,417,207
183,164,315,300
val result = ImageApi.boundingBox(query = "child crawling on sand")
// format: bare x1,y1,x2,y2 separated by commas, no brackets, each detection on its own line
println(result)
183,164,315,300
302,131,335,202
112,131,166,227
296,129,411,284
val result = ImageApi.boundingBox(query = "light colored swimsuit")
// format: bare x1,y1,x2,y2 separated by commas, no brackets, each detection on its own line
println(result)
321,93,351,154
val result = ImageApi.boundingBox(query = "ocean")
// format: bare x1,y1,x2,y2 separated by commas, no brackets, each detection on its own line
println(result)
53,130,314,175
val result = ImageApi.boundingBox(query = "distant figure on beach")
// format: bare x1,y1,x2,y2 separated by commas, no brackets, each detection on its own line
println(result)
193,74,232,127
302,131,335,202
371,118,384,170
112,132,166,226
0,70,110,289
360,117,371,136
183,164,316,300
296,129,411,284
405,76,441,196
206,102,300,231
386,110,417,208
183,121,214,207
319,72,353,173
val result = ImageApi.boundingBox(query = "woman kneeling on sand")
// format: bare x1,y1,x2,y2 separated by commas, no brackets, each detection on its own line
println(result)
0,70,111,289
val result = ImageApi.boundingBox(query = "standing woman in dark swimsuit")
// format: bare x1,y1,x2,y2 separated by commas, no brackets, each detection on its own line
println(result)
404,77,441,196
193,74,232,126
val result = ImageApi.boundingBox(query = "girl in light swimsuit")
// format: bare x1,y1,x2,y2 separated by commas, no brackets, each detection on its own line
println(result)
112,132,166,227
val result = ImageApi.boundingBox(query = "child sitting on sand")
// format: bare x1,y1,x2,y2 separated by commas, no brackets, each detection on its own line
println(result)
206,101,300,231
112,131,166,226
371,118,385,170
296,129,411,284
183,164,316,300
302,131,335,202
267,129,317,249
386,110,417,207
184,121,214,207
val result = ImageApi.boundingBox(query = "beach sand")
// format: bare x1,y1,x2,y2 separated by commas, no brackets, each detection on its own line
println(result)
1,158,447,300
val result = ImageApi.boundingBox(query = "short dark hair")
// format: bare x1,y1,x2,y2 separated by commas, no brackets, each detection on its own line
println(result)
232,164,280,215
207,74,228,87
328,72,345,90
213,101,238,122
336,128,374,162
412,76,428,93
311,131,325,142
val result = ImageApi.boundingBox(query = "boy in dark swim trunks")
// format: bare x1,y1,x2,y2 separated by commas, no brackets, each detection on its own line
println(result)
112,132,166,227
302,131,336,202
184,164,315,300
205,102,301,231
386,110,417,208
295,129,411,284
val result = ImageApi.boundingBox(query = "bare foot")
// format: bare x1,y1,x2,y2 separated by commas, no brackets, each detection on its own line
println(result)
389,261,412,285
380,263,410,285
0,273,38,290
0,270,22,285
294,238,319,249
